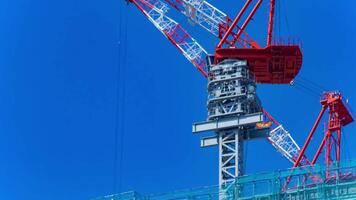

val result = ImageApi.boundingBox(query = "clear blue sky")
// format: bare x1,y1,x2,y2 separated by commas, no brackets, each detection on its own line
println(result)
0,0,355,199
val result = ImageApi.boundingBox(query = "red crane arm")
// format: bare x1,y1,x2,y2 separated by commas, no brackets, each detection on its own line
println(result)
267,0,275,46
217,0,263,48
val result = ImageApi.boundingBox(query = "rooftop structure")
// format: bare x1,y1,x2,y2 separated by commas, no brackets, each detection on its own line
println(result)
94,160,356,200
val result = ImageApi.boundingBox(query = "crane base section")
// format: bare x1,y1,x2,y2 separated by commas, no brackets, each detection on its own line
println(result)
214,45,302,84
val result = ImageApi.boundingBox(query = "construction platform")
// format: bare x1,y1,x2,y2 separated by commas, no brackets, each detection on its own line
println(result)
94,159,356,200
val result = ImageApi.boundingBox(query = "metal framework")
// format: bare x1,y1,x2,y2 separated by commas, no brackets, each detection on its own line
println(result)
208,59,261,187
219,129,244,185
163,0,259,48
283,92,354,189
207,60,261,121
164,0,226,37
268,125,301,164
295,92,353,168
194,59,266,189
263,110,310,165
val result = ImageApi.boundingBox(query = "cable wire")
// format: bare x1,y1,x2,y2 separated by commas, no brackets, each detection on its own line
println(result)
291,81,320,99
281,0,290,37
118,6,128,192
277,0,281,40
298,76,327,92
114,0,127,193
290,75,330,100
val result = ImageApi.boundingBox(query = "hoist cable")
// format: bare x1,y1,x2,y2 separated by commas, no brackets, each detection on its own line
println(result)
281,0,290,37
294,80,322,95
113,0,127,193
277,0,281,40
298,76,327,92
118,6,128,192
291,82,320,99
291,75,329,100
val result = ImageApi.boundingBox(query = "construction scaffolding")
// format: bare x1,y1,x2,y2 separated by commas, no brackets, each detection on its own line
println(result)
94,159,356,200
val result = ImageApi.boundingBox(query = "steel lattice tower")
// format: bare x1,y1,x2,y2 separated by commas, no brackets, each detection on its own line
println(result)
193,58,269,188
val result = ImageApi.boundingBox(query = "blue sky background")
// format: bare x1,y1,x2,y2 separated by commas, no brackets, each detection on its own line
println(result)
0,0,355,199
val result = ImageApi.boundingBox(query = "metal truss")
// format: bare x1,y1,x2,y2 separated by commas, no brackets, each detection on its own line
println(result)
183,0,227,37
163,0,226,36
264,112,310,166
131,0,209,76
163,0,259,48
268,125,301,164
206,59,261,189
219,129,244,186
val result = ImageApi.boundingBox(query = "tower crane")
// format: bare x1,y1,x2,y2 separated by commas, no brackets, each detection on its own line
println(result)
127,0,313,187
128,0,303,165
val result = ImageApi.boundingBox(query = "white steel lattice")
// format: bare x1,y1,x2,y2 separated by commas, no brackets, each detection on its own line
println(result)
183,0,227,36
268,125,301,164
132,0,208,75
164,0,227,37
219,130,244,186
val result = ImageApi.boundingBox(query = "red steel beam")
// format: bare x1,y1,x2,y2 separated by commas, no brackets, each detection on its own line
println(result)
229,0,263,47
337,129,341,161
267,0,275,46
217,0,252,48
293,105,327,167
311,135,327,164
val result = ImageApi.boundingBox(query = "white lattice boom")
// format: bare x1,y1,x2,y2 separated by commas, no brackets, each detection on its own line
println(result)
184,0,226,36
268,125,301,164
131,0,208,76
163,0,259,48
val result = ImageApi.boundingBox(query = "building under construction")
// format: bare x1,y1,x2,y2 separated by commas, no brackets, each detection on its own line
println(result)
96,0,356,199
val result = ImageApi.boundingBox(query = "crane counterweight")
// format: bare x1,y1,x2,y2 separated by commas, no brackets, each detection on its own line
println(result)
215,45,302,84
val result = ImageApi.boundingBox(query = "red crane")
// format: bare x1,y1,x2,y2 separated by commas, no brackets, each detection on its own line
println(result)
282,92,354,190
294,92,353,174
127,0,305,166
128,0,302,84
127,0,354,188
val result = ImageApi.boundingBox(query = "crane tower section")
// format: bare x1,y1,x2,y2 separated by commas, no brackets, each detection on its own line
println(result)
193,58,269,187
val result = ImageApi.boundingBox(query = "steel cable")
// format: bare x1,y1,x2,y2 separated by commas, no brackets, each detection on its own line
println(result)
118,6,128,192
114,0,127,193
